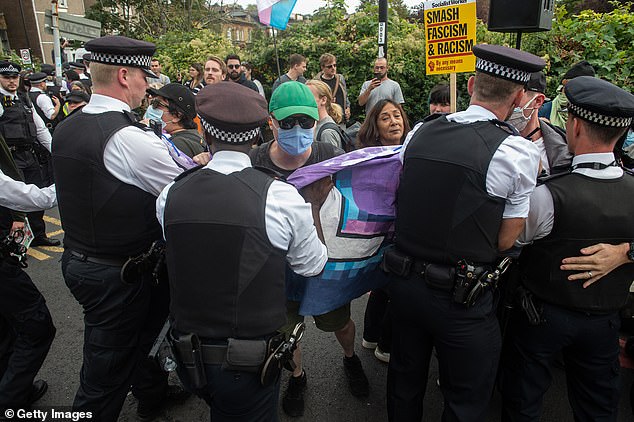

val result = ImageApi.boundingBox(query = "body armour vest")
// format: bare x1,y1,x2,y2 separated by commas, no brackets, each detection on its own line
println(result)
396,117,509,265
28,91,55,132
52,111,162,257
164,167,287,339
520,172,634,312
0,92,37,146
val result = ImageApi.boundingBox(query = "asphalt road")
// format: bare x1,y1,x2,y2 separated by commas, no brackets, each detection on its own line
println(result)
20,208,634,421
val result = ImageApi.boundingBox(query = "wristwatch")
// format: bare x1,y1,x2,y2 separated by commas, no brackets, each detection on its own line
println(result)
628,242,634,262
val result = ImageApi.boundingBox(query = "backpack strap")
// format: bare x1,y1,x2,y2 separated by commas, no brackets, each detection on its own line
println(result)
316,121,343,144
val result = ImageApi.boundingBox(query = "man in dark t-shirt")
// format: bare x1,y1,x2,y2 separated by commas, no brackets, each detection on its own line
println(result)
250,82,369,418
313,53,351,124
250,139,341,178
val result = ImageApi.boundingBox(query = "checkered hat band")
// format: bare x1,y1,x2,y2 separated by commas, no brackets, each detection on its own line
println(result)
0,65,19,74
475,58,530,83
199,117,260,144
569,103,632,128
90,52,152,68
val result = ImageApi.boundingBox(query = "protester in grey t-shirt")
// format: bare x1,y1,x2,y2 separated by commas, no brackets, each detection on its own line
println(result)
358,57,405,115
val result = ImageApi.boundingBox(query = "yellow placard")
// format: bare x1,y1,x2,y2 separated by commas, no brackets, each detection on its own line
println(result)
423,0,477,75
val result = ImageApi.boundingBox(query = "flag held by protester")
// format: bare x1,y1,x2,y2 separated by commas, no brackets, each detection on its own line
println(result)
256,0,298,30
287,146,402,316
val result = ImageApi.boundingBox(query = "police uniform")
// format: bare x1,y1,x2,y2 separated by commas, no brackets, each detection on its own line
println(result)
27,72,58,131
387,44,545,422
500,76,634,421
27,72,58,188
0,62,57,246
0,134,56,409
51,36,184,422
156,82,327,421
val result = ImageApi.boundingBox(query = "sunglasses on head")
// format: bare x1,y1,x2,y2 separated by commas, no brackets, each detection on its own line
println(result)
227,64,241,69
278,115,316,130
151,98,169,109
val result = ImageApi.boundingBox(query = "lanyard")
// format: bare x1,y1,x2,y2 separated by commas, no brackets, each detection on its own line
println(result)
570,160,618,171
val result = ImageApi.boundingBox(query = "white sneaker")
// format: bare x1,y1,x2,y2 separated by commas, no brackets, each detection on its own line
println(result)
362,339,378,349
374,347,390,363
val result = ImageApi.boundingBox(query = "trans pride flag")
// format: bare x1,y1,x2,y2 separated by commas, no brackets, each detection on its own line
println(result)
256,0,298,30
287,146,403,316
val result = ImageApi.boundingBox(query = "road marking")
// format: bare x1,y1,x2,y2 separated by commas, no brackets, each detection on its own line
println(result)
39,246,64,253
43,215,62,226
27,248,51,261
27,215,63,261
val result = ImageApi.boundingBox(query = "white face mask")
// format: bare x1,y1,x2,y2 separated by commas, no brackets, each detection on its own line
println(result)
507,96,537,132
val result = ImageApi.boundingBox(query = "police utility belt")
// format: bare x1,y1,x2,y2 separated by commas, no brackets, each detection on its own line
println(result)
168,323,305,388
381,247,511,308
6,142,36,153
70,240,167,284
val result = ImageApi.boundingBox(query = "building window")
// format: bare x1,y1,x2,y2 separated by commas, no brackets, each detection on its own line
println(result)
59,0,68,8
226,29,232,40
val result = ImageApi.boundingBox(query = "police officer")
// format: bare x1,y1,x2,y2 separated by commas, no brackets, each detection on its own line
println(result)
0,61,59,247
0,133,56,410
27,72,60,187
500,76,634,421
51,36,186,422
27,72,61,133
156,82,327,421
386,44,545,421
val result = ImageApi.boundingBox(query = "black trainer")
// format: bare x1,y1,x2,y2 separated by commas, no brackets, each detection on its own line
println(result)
27,379,48,405
282,370,307,417
343,354,369,398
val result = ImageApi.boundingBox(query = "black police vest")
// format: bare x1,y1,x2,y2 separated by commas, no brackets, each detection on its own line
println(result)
520,172,634,312
52,110,162,257
0,92,37,146
28,91,55,131
164,166,287,339
396,117,509,265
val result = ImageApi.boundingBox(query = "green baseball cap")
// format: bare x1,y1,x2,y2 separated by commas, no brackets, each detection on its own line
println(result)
269,81,319,121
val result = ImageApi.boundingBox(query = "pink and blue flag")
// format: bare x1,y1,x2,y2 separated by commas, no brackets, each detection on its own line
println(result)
286,146,402,316
257,0,298,30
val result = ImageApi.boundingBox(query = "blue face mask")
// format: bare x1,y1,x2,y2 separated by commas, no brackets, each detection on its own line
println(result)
277,125,313,156
144,105,166,129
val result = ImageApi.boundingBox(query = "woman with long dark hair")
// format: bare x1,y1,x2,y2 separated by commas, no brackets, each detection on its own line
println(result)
184,63,203,92
356,99,410,148
358,99,411,363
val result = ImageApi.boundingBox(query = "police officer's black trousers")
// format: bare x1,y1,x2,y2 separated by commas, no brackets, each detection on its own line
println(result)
61,250,168,422
0,259,56,407
499,303,621,422
176,342,281,422
363,270,393,352
387,273,501,422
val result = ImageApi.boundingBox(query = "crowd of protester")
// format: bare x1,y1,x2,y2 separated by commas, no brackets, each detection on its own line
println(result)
2,35,634,422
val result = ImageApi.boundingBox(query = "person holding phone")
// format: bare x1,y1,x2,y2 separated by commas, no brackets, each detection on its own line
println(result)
357,57,404,116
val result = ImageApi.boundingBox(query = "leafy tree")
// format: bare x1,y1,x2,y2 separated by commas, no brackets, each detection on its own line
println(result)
146,29,234,78
357,0,412,19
